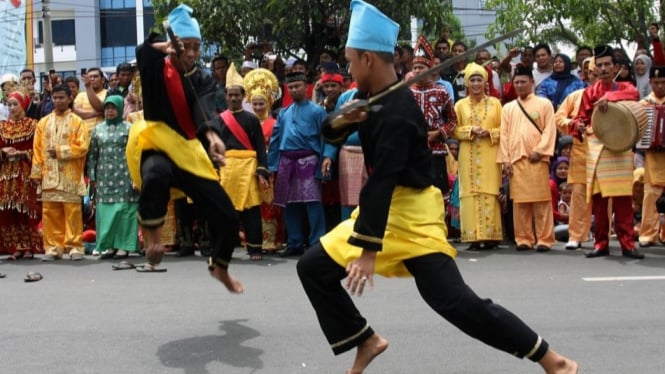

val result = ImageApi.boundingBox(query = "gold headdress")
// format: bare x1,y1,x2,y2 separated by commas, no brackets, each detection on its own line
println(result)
243,68,281,106
226,62,245,88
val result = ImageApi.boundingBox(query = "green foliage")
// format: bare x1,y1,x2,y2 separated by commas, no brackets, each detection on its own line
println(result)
150,0,455,67
485,0,656,51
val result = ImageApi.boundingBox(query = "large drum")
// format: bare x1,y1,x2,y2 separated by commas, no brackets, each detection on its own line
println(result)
591,101,649,152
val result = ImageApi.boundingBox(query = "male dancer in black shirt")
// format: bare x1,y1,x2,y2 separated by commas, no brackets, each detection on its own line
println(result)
297,1,578,373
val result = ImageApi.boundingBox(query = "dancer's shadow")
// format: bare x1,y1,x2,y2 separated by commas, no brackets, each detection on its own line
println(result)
157,319,263,374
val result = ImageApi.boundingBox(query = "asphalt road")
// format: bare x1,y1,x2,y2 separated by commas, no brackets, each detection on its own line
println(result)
2,241,665,374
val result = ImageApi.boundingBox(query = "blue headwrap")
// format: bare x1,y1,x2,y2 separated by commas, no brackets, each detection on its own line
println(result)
168,4,201,40
345,0,399,54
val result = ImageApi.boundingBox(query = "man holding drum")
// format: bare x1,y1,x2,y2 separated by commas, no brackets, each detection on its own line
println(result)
637,66,665,247
571,45,644,259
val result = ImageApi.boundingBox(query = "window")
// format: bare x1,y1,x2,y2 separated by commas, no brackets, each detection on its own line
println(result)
37,20,76,46
100,8,137,47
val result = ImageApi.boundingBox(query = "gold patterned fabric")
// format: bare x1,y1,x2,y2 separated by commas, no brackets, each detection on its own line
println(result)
30,110,89,201
453,96,503,241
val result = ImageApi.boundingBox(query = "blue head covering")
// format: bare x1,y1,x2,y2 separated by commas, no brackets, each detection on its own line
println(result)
345,0,399,53
550,156,569,186
168,4,201,40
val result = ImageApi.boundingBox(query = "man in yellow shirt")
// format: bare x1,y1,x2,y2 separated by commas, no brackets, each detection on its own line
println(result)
31,84,89,261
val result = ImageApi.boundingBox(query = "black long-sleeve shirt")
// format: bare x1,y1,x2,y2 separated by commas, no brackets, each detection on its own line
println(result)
323,85,434,251
136,33,223,148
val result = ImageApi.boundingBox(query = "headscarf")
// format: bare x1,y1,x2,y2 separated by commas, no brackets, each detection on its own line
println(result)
550,156,569,187
550,54,577,106
463,62,487,86
7,91,31,112
103,95,124,125
634,54,653,99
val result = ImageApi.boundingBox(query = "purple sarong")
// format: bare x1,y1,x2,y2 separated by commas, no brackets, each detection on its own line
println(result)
273,150,321,207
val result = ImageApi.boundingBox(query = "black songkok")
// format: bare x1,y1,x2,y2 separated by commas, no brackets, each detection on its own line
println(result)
285,72,307,84
513,65,533,78
650,66,665,79
593,45,614,59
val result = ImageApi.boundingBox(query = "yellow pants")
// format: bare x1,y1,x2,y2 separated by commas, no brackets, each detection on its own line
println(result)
42,201,83,256
568,183,592,242
513,200,555,248
640,183,665,243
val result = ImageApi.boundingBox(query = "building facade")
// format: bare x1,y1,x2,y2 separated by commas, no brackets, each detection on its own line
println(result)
30,0,154,80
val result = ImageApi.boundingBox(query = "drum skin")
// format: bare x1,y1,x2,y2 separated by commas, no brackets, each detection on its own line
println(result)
592,101,648,152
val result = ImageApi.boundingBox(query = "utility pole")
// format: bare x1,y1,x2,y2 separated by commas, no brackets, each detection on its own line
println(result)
42,0,54,71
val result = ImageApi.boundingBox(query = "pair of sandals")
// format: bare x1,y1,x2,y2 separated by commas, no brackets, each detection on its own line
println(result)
112,260,167,272
0,272,43,281
8,251,34,260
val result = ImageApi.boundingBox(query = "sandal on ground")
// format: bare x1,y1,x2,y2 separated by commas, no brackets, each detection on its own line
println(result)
24,271,43,282
113,250,129,259
100,249,117,259
22,251,34,259
8,251,24,260
0,273,6,278
112,260,136,271
249,254,263,261
135,263,167,273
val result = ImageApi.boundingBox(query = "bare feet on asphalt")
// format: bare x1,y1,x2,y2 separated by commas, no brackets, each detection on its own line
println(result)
210,266,245,294
345,334,389,374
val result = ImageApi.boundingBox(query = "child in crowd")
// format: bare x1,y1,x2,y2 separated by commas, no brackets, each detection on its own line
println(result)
632,168,645,239
550,157,569,242
555,182,572,242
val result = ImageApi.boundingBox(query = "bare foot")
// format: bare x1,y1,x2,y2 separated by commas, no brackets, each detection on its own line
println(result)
210,266,245,294
345,334,389,374
539,349,578,374
142,227,166,264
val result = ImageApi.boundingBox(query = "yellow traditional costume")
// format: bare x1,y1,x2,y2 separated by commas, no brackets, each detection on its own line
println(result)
453,63,503,244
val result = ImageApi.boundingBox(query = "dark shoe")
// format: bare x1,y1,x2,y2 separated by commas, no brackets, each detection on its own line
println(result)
279,247,304,257
113,250,129,259
638,241,655,248
516,244,532,251
622,249,645,259
174,246,195,257
199,247,212,257
536,245,551,252
585,247,609,258
466,242,482,251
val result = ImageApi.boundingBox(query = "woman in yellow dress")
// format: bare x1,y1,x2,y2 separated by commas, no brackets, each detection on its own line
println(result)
453,63,503,249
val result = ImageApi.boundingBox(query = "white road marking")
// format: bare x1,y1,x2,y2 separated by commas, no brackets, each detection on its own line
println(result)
583,275,665,282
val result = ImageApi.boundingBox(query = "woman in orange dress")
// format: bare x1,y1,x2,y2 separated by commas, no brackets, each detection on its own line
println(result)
0,90,42,258
244,68,284,253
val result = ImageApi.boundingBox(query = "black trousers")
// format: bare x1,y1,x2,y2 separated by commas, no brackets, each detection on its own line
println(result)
432,154,449,194
297,243,549,361
139,151,239,264
239,206,262,254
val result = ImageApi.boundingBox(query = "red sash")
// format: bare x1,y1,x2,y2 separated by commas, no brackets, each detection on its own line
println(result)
163,58,197,139
221,110,254,150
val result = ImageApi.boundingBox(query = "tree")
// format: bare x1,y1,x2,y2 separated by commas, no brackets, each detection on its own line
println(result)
150,0,454,68
485,0,657,52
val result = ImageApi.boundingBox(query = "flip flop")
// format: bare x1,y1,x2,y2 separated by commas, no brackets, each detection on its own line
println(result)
24,271,43,283
135,264,167,273
0,273,6,278
112,260,136,271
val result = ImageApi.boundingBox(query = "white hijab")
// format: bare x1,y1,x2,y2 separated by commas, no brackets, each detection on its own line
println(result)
634,54,652,99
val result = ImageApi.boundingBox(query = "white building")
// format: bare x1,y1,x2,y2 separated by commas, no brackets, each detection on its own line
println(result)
28,0,154,81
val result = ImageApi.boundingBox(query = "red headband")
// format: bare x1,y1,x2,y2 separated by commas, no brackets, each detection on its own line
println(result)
7,91,30,111
321,73,343,85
